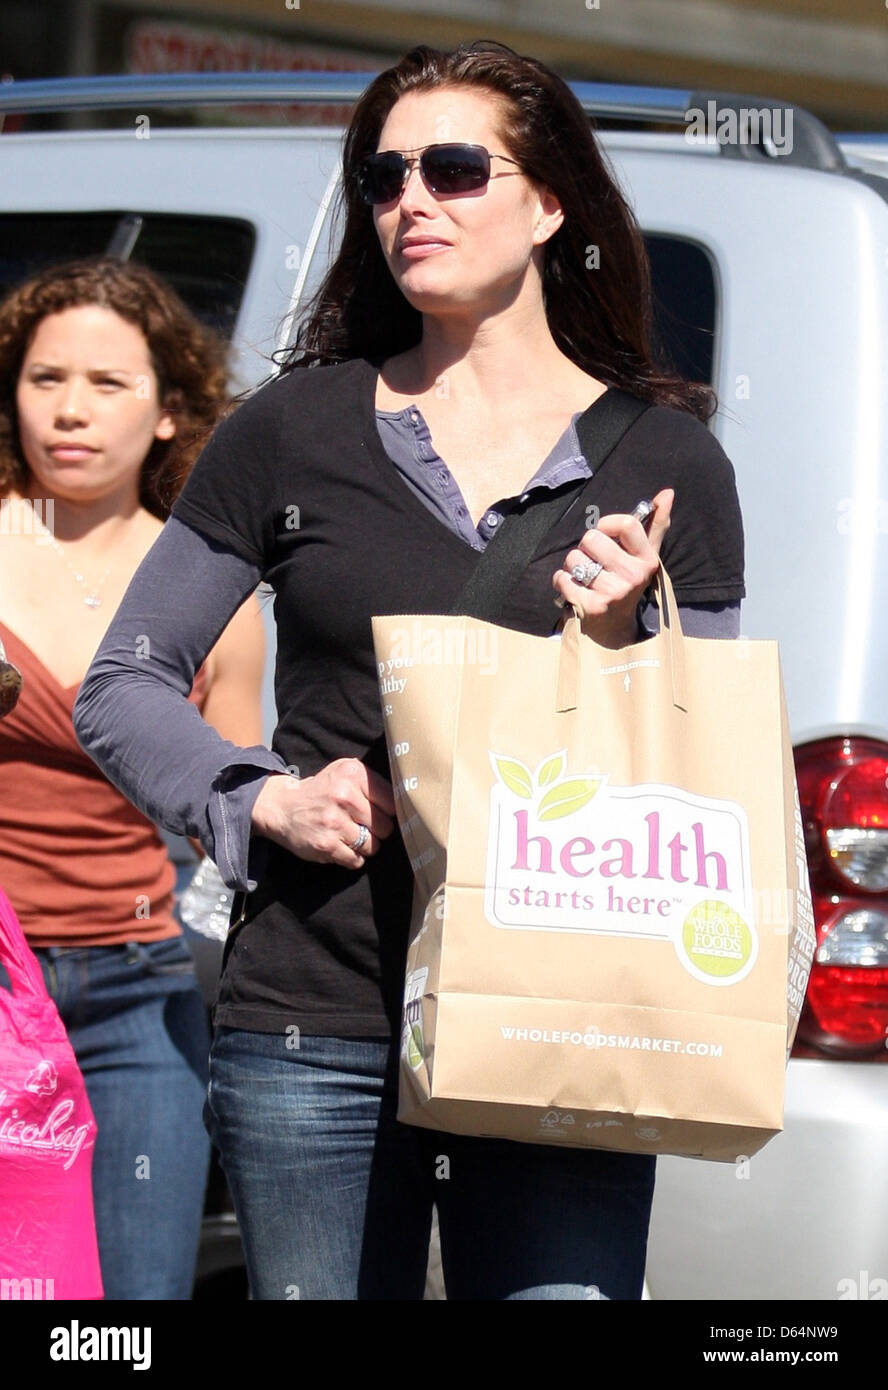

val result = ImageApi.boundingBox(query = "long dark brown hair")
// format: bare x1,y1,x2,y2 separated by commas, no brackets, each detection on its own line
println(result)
0,258,230,518
283,40,714,419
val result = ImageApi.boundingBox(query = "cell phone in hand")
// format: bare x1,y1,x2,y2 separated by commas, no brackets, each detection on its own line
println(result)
554,497,656,608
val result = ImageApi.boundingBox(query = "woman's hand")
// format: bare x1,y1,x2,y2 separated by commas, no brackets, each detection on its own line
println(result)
552,488,674,648
250,758,396,870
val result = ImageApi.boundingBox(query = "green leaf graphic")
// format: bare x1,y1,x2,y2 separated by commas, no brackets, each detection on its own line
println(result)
490,755,533,799
537,777,603,821
407,1024,424,1069
537,753,565,787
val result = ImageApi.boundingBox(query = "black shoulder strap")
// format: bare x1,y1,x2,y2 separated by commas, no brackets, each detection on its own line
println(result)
448,388,650,621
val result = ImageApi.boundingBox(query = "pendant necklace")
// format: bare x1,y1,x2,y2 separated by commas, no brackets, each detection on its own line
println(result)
25,497,112,608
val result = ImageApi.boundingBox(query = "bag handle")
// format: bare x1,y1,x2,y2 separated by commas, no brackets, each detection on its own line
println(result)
556,560,688,714
0,882,48,999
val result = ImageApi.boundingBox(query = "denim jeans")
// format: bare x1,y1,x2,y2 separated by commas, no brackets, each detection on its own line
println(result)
205,1025,656,1300
0,936,211,1300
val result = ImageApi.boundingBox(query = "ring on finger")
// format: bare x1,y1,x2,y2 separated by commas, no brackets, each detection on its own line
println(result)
350,823,370,852
570,559,604,588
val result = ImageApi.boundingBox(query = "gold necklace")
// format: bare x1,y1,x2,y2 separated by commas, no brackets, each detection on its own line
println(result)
24,497,112,609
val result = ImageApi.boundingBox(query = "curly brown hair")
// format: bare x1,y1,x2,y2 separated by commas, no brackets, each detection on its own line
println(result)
0,258,230,518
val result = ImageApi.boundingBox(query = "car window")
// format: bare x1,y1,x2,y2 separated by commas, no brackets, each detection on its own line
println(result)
0,215,715,382
0,212,255,340
644,234,717,387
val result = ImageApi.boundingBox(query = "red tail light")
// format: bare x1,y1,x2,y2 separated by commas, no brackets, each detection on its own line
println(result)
793,738,888,1058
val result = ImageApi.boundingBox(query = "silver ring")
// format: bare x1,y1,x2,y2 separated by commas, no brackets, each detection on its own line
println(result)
570,560,603,588
350,823,370,852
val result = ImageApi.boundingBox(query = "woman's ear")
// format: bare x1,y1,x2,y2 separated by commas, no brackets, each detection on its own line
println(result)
154,410,177,442
532,186,565,246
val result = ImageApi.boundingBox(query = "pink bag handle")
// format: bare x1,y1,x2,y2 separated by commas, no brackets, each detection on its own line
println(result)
0,881,47,999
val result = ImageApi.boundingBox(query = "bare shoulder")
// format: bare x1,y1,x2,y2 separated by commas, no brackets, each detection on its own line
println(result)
138,511,166,546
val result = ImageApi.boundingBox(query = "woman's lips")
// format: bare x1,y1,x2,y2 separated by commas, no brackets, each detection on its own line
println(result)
48,445,98,461
399,240,451,259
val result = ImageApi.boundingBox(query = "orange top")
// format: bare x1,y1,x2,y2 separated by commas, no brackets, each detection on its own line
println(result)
0,618,210,946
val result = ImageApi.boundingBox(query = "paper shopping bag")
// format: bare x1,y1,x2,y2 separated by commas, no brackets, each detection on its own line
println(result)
371,564,816,1162
0,884,103,1299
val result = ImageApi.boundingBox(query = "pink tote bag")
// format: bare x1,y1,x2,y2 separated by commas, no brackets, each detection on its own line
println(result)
0,883,103,1299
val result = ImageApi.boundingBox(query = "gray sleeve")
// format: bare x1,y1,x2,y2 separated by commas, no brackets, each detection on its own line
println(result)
638,598,742,639
72,516,292,892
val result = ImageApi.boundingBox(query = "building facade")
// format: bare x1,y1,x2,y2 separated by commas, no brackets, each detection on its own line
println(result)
1,0,886,129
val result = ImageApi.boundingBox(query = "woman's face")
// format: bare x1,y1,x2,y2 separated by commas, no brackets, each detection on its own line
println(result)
371,87,563,320
15,304,175,503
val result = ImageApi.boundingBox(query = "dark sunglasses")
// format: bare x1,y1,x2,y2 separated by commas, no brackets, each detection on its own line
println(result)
355,143,522,206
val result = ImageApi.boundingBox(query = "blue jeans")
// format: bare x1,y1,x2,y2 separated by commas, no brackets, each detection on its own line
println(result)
205,1026,656,1300
0,936,211,1300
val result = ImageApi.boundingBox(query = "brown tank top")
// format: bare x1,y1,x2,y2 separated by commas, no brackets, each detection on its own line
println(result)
0,618,210,946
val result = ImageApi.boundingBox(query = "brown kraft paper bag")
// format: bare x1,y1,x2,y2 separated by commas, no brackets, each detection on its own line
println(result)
371,564,816,1162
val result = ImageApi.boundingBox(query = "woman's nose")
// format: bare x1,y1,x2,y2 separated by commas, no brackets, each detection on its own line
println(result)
55,383,89,425
398,160,435,212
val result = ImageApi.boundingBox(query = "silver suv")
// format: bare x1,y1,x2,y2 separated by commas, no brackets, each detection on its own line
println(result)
1,72,886,1301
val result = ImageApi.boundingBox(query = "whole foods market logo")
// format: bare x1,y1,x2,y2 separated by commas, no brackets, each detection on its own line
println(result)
401,967,428,1071
484,751,756,985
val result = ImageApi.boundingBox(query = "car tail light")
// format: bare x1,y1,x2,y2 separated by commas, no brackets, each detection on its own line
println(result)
793,737,888,1058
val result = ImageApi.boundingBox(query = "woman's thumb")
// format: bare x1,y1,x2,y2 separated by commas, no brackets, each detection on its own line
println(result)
647,488,674,554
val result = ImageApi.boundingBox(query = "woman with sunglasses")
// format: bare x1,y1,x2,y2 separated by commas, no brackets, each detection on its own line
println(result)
74,43,744,1300
0,258,266,1298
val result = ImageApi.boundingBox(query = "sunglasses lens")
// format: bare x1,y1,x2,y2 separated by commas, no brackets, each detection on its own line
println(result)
422,145,490,193
356,145,495,204
357,152,406,205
